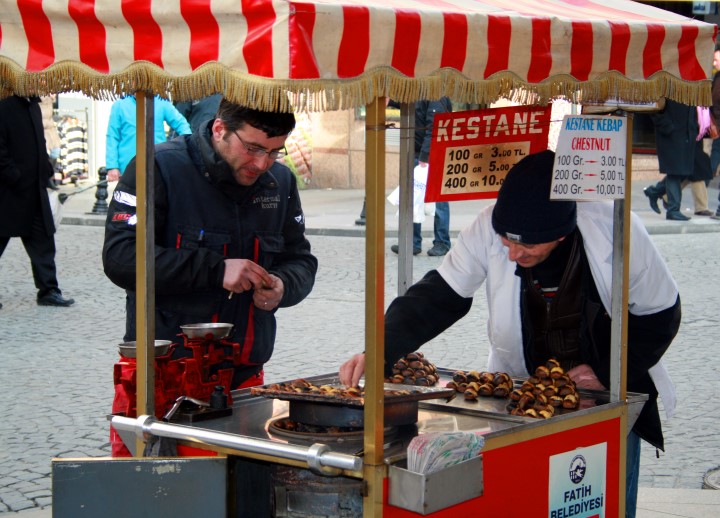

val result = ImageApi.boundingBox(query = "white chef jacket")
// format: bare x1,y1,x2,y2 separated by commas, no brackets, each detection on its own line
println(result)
437,200,678,417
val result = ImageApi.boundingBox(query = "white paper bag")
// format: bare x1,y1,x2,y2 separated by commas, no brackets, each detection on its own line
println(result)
387,164,429,224
47,189,63,230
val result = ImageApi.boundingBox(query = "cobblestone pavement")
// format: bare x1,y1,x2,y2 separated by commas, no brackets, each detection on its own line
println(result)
0,225,718,513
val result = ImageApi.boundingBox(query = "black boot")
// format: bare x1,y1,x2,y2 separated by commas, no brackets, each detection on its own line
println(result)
643,187,660,214
355,200,366,226
666,211,690,221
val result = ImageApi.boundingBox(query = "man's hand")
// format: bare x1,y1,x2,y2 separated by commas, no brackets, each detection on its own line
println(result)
566,364,606,391
252,274,283,311
223,259,274,296
339,353,366,388
107,168,120,182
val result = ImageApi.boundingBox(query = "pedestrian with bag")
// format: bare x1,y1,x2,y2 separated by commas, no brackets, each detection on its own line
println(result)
388,98,453,256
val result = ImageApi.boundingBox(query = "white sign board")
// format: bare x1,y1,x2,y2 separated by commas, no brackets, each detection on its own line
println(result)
551,115,627,201
548,442,607,518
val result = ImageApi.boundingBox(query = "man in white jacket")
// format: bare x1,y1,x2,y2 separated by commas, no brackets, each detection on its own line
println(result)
340,150,681,518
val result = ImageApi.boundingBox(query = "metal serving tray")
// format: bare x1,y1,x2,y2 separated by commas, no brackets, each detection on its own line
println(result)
250,382,455,407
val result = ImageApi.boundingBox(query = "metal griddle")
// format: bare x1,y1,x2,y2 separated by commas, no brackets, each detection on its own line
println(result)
251,382,455,427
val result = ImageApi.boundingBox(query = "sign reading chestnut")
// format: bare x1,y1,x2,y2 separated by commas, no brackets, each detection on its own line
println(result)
551,115,628,201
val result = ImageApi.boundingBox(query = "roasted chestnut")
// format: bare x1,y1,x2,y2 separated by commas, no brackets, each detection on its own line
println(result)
535,365,550,379
559,386,575,397
291,378,311,389
408,360,424,370
478,383,494,397
466,370,480,383
550,366,564,380
493,372,511,385
546,358,560,369
562,394,579,409
479,371,495,385
453,371,468,383
492,386,509,398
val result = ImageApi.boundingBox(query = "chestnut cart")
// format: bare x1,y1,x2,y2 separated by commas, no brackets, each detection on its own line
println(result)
107,370,647,516
2,1,713,517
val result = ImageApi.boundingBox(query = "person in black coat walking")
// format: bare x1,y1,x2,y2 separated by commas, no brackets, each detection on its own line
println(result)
644,99,709,221
0,95,74,308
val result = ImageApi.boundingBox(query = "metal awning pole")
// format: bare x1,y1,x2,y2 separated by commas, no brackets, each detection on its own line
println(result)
609,111,632,517
363,97,386,518
134,91,156,456
397,103,415,295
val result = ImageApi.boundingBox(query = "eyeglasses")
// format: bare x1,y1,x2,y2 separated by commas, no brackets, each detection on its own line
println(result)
233,130,287,160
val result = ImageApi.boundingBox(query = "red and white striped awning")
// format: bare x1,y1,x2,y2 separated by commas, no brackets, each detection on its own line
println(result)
0,0,716,110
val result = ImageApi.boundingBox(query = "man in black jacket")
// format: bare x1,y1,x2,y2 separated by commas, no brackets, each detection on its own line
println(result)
103,100,318,388
0,95,74,308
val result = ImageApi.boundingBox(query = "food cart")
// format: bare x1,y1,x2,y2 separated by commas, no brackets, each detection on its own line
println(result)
1,1,715,516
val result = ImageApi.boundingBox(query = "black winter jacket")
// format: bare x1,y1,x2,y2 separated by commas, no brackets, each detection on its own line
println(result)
103,128,317,373
0,96,55,237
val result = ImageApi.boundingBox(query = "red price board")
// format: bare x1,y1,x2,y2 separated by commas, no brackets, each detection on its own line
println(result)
425,105,551,202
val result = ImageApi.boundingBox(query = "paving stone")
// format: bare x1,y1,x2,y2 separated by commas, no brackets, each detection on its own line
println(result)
1,213,719,513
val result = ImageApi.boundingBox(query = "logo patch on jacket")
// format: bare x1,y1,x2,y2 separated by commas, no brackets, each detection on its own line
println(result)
113,190,137,207
253,194,280,209
112,212,133,222
111,212,137,226
295,212,304,225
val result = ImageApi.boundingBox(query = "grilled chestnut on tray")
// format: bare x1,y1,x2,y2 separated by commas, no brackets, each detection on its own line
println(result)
255,380,413,399
447,358,580,419
447,369,513,401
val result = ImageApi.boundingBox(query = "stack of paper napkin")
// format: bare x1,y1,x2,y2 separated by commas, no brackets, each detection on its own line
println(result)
407,431,484,474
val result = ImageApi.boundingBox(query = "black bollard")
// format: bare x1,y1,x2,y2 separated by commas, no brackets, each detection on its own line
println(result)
90,167,109,215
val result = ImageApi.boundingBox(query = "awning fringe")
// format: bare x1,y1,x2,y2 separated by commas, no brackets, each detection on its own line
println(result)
1,58,711,111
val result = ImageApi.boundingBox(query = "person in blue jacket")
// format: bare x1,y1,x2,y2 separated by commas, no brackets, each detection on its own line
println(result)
105,95,191,182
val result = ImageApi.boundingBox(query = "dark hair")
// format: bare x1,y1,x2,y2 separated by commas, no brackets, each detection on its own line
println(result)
216,99,295,137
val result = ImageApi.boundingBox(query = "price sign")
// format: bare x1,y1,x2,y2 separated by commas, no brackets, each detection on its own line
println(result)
551,115,627,201
425,105,551,202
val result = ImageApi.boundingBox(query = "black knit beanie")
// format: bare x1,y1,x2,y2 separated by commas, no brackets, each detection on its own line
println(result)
491,150,577,244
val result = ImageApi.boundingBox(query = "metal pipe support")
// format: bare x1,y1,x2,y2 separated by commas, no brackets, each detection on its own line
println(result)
111,415,362,475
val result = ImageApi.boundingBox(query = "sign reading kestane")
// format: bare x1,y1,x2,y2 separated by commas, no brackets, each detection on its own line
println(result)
425,105,551,202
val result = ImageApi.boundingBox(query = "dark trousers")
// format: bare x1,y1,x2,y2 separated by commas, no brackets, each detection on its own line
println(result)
664,175,683,213
648,175,685,214
0,211,59,297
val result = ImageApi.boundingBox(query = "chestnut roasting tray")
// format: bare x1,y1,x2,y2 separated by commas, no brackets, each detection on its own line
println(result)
251,383,455,428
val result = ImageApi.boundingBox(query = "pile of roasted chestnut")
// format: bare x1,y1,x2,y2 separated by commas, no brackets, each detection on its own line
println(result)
446,370,512,399
446,359,579,419
385,351,439,387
